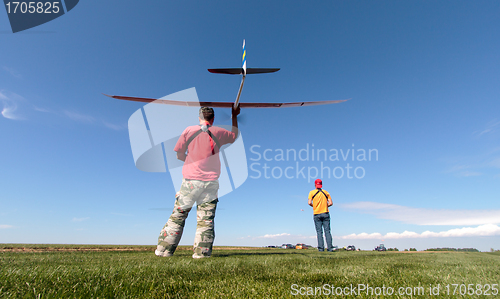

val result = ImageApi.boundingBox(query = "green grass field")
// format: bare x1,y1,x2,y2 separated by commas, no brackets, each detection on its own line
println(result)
1,244,499,298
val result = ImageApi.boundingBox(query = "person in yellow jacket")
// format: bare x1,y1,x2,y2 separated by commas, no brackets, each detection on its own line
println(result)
308,179,333,252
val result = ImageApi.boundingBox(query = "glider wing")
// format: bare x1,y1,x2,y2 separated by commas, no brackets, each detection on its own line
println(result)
104,94,349,108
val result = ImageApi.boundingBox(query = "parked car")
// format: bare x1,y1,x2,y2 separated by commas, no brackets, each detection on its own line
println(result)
346,245,356,251
332,246,339,251
281,244,295,249
375,244,387,251
295,243,308,249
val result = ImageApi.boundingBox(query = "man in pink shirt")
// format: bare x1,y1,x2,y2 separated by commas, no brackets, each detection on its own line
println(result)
155,106,239,258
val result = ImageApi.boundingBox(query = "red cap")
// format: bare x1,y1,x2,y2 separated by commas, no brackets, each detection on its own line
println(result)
315,179,322,188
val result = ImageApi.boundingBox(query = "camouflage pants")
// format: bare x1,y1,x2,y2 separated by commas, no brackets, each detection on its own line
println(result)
156,179,219,258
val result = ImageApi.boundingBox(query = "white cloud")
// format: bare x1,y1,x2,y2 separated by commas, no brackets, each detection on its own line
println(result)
257,233,291,239
103,121,125,131
339,201,500,225
489,157,500,168
111,212,132,217
63,111,123,131
72,217,89,222
3,66,22,79
249,233,316,240
456,171,482,177
1,91,122,129
33,106,53,113
0,225,14,229
443,144,500,178
475,119,500,137
239,233,316,240
0,90,24,120
445,164,486,178
64,110,95,123
340,224,500,240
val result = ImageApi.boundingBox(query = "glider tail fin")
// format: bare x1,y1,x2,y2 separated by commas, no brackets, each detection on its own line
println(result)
242,39,247,76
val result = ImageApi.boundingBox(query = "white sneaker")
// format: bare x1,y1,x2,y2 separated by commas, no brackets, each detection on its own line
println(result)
192,254,210,259
155,250,173,257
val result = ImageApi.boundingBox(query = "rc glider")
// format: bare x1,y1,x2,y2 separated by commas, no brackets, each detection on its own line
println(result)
104,40,349,109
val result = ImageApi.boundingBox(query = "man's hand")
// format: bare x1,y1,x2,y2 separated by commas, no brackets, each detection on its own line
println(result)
232,105,241,117
308,199,313,207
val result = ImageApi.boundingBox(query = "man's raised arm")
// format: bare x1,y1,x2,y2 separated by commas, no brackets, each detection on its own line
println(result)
231,106,240,136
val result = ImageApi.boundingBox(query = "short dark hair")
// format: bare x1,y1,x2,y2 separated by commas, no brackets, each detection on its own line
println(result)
199,107,214,121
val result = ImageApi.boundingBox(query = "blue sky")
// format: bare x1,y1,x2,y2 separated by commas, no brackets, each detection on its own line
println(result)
1,1,500,251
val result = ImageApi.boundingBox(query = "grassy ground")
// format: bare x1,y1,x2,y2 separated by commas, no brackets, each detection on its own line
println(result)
1,245,499,298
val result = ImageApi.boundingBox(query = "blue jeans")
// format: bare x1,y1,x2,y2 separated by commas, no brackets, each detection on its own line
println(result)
314,212,333,251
